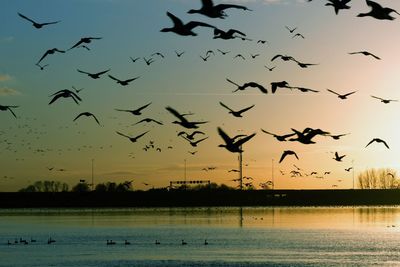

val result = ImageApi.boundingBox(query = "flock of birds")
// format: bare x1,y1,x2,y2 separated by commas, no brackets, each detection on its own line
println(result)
2,0,400,190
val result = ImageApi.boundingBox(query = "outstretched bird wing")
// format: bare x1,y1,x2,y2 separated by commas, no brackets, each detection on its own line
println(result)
73,113,84,122
77,69,90,75
136,102,152,112
217,127,233,145
233,133,256,147
186,21,216,31
108,75,120,82
326,89,340,96
271,55,283,61
7,107,18,118
238,104,255,113
219,102,234,112
261,129,274,136
216,4,251,12
116,131,130,139
133,131,149,141
124,76,140,83
242,82,268,94
371,95,383,101
343,91,357,97
166,12,184,28
18,13,36,24
166,106,189,124
96,69,111,76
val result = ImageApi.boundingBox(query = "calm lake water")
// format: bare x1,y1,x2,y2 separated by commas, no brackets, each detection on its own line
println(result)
1,206,400,266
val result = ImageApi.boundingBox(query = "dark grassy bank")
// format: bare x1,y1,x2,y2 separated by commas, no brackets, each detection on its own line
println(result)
2,189,400,208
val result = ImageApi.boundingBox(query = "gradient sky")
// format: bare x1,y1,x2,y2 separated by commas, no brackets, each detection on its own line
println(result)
2,0,400,191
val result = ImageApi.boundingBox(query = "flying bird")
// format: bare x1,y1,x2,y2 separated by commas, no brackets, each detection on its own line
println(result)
325,0,351,15
49,89,82,105
213,28,246,40
108,75,140,86
292,33,305,39
271,54,294,62
326,89,357,99
130,57,140,63
166,106,208,129
217,49,230,55
175,51,185,57
234,54,246,60
357,0,399,20
177,131,205,140
293,87,319,93
151,52,164,58
329,133,349,140
133,118,163,125
115,103,151,116
143,57,155,66
73,112,101,125
18,12,60,29
271,81,290,94
219,102,255,117
279,150,299,163
35,63,49,70
182,136,209,147
333,152,346,162
348,51,381,60
187,0,251,19
160,12,216,36
365,138,390,149
0,105,19,118
116,131,149,143
69,37,102,50
285,26,297,33
77,69,110,79
37,48,65,64
261,129,295,142
226,78,268,94
264,66,276,72
218,127,256,153
345,167,353,172
371,95,398,104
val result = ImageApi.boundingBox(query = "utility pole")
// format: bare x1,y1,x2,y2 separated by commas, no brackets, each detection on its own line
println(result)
239,147,243,190
91,158,94,191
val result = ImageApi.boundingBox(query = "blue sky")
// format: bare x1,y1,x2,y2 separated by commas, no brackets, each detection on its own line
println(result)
2,0,400,191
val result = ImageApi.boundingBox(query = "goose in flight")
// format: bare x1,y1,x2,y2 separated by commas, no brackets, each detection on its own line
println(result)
213,28,246,40
357,0,399,20
261,129,295,142
366,138,390,149
333,152,346,162
348,51,381,60
0,105,19,118
133,118,163,125
226,78,268,94
200,54,211,61
295,61,319,68
49,89,82,105
289,128,329,144
217,49,230,55
175,50,185,57
292,33,305,39
271,81,290,94
69,37,102,50
285,26,297,33
329,133,349,140
72,86,84,94
143,57,155,66
130,57,140,63
77,69,110,79
371,95,398,104
325,0,351,15
182,136,209,147
116,131,149,143
108,75,140,86
219,102,255,117
177,131,205,140
187,0,251,19
326,89,357,99
166,106,208,129
234,54,246,60
279,150,299,163
293,87,319,93
271,54,295,62
218,127,256,153
160,12,216,36
35,63,49,70
18,12,60,29
345,167,353,172
264,66,276,72
37,48,65,64
115,103,151,116
73,112,101,125
151,52,164,59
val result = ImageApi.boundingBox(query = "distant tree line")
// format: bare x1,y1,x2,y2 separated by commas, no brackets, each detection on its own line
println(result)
19,180,69,192
358,168,399,189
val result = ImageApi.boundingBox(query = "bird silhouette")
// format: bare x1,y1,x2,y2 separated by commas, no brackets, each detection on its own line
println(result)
333,152,346,162
200,54,211,61
37,48,65,64
213,28,246,40
77,69,110,79
161,12,216,36
233,54,246,60
325,0,351,15
285,26,297,33
116,131,149,143
187,0,251,19
326,89,357,99
295,61,319,68
261,129,295,141
151,52,164,58
329,133,349,140
226,79,268,94
49,89,82,105
345,167,353,172
175,50,185,57
72,86,84,94
371,95,398,104
257,40,268,44
130,57,140,63
366,138,390,149
293,87,319,93
357,0,399,20
264,66,276,72
143,57,155,66
188,151,198,155
73,112,101,125
271,54,294,62
178,131,205,140
349,51,381,60
279,150,299,163
108,75,140,86
289,128,329,144
271,81,290,94
250,54,260,59
69,37,102,50
292,33,305,39
0,105,19,118
217,49,230,55
115,103,151,116
219,102,255,117
18,12,60,29
133,118,163,125
182,136,209,147
218,127,256,153
35,63,49,70
166,106,208,129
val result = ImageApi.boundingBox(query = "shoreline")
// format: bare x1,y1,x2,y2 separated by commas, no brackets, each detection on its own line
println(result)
2,189,400,208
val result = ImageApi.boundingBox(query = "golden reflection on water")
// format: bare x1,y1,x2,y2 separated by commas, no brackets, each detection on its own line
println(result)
1,206,400,230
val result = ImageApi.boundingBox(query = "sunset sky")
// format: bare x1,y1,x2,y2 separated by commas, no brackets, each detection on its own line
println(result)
2,0,400,191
